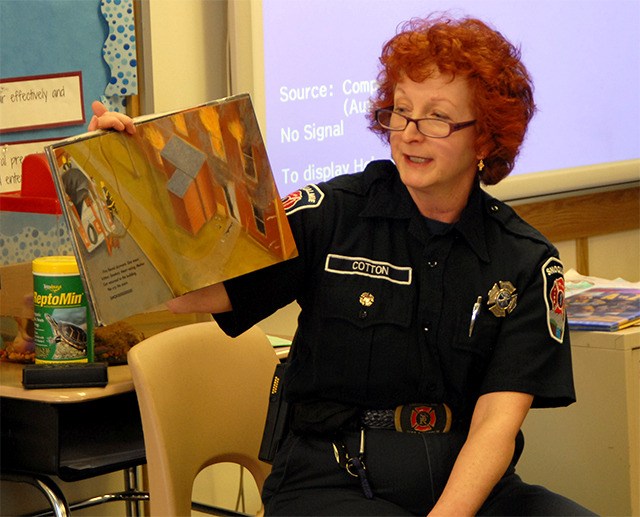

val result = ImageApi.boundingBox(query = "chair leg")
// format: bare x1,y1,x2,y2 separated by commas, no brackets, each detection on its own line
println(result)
1,472,69,517
65,490,149,514
2,469,149,517
124,466,142,516
65,468,148,514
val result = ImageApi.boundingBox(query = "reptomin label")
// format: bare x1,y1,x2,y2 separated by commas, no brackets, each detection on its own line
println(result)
33,256,94,364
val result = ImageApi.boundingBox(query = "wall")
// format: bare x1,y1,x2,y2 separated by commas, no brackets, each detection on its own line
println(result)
138,0,228,114
558,230,639,282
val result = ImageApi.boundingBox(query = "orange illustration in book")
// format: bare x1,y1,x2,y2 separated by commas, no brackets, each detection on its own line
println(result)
138,124,167,170
199,106,226,159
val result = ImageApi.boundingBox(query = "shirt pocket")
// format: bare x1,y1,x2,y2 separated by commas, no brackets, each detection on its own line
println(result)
446,306,501,395
451,305,500,358
320,272,413,330
312,272,416,403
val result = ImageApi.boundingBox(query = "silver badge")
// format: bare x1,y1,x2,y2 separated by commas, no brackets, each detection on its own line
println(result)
487,281,517,317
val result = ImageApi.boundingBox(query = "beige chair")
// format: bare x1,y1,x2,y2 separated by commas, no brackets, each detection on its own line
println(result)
127,321,278,516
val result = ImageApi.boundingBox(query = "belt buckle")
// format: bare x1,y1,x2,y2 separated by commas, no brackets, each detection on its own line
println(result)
393,403,452,433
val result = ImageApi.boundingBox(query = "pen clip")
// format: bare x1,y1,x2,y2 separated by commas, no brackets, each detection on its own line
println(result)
468,296,482,337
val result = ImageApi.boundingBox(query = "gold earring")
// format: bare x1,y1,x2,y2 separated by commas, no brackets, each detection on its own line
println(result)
477,159,485,172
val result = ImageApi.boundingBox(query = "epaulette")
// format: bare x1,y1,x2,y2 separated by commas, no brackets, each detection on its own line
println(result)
482,191,556,252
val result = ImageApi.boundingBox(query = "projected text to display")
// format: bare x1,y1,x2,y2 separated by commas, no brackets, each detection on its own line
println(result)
261,0,640,198
276,78,381,188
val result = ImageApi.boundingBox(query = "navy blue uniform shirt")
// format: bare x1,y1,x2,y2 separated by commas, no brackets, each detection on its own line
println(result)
215,160,575,422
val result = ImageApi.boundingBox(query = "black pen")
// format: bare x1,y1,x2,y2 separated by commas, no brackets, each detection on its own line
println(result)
468,296,482,337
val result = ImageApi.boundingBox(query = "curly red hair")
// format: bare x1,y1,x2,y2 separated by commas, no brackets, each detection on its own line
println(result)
368,15,535,185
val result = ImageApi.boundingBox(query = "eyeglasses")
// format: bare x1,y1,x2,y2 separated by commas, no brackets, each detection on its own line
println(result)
375,108,476,138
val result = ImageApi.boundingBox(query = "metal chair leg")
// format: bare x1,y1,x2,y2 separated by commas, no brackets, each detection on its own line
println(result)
2,472,69,517
2,468,149,517
124,466,142,516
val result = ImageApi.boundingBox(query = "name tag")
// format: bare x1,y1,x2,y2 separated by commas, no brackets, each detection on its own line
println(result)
325,254,412,285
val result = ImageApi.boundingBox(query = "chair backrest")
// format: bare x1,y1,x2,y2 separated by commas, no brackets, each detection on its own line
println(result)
128,321,278,516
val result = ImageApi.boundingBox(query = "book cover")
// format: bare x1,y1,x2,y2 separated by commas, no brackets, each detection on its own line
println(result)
45,93,297,326
567,287,640,331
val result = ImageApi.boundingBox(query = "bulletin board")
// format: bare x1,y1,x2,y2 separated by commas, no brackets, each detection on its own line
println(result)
0,0,138,193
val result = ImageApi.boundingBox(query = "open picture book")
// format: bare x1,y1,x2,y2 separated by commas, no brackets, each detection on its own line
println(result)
45,93,297,326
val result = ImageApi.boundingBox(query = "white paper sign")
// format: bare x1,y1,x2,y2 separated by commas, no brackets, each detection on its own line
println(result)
0,72,85,133
0,139,59,193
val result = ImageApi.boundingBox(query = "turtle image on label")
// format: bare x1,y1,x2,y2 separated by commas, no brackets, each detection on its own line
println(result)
44,311,88,359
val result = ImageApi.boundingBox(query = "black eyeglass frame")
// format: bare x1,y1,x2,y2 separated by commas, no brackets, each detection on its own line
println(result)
375,107,476,138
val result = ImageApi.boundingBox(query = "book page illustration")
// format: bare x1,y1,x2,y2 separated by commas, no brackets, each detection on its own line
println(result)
47,94,297,325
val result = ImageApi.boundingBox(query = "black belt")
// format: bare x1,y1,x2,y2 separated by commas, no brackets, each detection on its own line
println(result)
361,403,452,433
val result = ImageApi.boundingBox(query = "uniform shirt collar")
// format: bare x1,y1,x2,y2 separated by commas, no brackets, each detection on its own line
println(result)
359,160,419,219
360,160,490,262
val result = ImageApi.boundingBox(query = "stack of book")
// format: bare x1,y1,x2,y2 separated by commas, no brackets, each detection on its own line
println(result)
566,270,640,332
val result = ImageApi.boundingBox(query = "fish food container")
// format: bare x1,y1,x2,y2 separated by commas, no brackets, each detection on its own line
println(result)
32,256,94,363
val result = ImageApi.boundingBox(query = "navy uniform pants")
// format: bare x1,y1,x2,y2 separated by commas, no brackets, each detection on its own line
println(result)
262,429,597,516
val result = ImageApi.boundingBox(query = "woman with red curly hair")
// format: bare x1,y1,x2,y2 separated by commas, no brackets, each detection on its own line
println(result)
368,16,535,188
90,14,594,517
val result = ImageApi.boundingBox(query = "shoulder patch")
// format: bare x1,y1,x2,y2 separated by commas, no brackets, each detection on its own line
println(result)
282,184,325,215
542,257,566,344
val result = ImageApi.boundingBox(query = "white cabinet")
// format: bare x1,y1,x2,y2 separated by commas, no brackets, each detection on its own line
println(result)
518,328,640,516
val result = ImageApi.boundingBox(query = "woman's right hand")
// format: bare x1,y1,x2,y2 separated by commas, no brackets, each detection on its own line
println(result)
88,100,136,135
